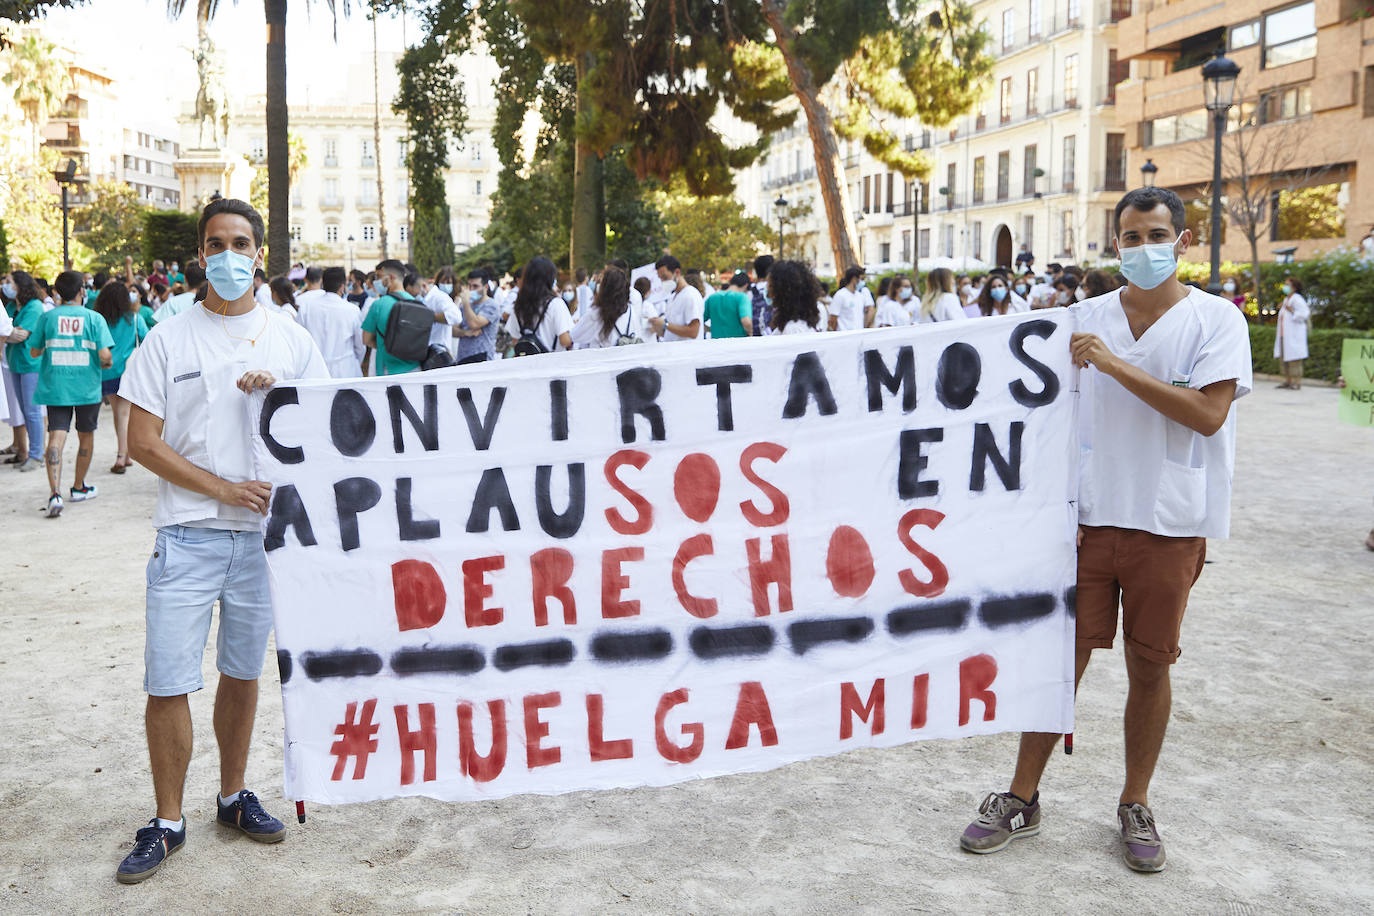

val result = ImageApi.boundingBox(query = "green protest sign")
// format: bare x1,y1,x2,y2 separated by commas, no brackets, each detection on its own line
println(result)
1338,338,1374,427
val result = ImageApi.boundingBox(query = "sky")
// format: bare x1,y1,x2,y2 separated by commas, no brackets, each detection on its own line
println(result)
39,0,417,110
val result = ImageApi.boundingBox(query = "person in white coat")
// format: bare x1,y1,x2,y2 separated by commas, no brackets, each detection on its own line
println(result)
297,266,365,378
1274,275,1310,390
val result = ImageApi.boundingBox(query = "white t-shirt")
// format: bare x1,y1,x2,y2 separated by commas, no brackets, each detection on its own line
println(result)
1074,287,1252,540
504,296,574,352
119,304,328,530
829,286,865,331
423,285,463,349
254,283,275,309
575,284,593,322
921,291,965,323
1008,291,1031,313
661,284,704,341
295,287,326,309
161,290,198,318
297,290,365,379
570,297,645,349
781,319,821,335
873,299,912,328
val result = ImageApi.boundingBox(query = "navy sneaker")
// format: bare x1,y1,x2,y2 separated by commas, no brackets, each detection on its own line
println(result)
216,790,286,843
116,819,185,884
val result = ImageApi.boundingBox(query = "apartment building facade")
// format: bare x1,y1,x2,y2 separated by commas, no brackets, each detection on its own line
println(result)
1117,0,1372,262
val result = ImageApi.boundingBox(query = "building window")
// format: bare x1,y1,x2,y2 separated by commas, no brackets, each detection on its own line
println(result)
946,163,956,210
1144,109,1208,146
361,224,376,243
902,230,912,262
1023,214,1034,249
1000,77,1013,122
396,139,408,168
973,157,986,203
1263,2,1316,69
324,138,338,166
1106,49,1127,104
919,228,931,258
881,241,891,262
361,138,376,166
942,224,955,257
474,179,482,196
1063,135,1076,192
290,224,302,242
1274,181,1348,240
886,173,895,213
359,179,378,205
1027,67,1039,115
1028,0,1042,40
1104,133,1126,191
1002,9,1016,52
1104,208,1116,252
996,151,1010,200
472,143,481,162
1230,19,1260,50
1060,209,1074,256
1067,0,1081,26
1064,55,1079,107
973,221,983,260
323,177,340,206
398,225,409,243
1260,84,1313,123
1023,144,1038,197
325,224,339,243
250,136,265,163
975,98,988,131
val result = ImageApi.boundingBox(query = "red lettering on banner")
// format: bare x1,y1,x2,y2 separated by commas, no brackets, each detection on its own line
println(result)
393,703,437,785
839,679,886,739
654,688,704,763
739,442,789,527
604,450,653,535
826,526,876,598
724,681,779,749
601,547,643,618
745,534,793,616
911,673,930,729
672,534,718,618
523,691,563,768
958,654,998,725
897,508,949,598
531,547,576,626
456,699,507,783
674,452,721,523
586,693,634,761
462,555,505,627
391,559,445,631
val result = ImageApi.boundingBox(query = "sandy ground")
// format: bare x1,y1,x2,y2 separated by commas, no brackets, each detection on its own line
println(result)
0,380,1371,915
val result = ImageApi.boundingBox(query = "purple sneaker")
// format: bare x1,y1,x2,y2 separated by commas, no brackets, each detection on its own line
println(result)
960,791,1041,854
1118,803,1166,872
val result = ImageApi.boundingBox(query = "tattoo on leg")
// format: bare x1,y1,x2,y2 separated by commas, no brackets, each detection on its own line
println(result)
77,447,91,457
45,448,61,466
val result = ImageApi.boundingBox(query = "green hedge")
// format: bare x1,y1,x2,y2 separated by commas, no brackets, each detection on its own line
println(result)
1248,325,1373,382
142,210,200,269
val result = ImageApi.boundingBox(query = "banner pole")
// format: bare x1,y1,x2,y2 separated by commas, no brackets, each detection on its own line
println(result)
296,801,306,823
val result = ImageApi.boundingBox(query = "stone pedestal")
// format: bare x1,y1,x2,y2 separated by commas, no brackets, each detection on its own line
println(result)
174,148,254,211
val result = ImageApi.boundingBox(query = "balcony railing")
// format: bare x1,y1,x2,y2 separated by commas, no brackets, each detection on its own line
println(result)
997,9,1084,58
1093,170,1128,192
323,155,339,167
1100,0,1133,23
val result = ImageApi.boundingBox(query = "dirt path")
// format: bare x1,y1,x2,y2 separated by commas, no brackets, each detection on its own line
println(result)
1,382,1370,915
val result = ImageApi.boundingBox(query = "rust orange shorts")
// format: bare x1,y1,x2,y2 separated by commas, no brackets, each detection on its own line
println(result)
1076,525,1207,665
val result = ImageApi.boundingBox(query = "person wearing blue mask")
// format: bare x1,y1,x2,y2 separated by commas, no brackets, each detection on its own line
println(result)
960,186,1251,875
454,267,501,363
422,265,463,357
115,197,328,884
360,259,429,375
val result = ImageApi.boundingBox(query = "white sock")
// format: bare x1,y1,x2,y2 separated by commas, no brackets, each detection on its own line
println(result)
218,790,243,807
155,816,184,831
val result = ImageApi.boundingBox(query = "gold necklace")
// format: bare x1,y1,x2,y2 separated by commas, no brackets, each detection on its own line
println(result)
209,299,269,347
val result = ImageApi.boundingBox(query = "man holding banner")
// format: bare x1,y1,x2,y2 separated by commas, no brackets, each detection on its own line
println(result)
115,198,328,884
959,187,1252,873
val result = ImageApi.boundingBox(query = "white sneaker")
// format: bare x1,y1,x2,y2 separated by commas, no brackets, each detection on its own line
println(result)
45,494,63,518
69,485,98,502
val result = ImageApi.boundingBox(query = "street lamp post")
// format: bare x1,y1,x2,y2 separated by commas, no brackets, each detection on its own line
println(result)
1140,158,1158,187
774,195,788,259
911,181,921,271
1202,50,1240,295
347,235,356,273
51,159,86,271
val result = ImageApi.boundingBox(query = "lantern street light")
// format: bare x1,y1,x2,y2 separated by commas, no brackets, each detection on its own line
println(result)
1202,50,1240,294
51,158,87,271
1140,158,1158,187
774,195,789,259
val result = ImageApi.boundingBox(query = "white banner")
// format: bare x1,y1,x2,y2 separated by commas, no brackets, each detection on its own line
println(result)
251,312,1078,805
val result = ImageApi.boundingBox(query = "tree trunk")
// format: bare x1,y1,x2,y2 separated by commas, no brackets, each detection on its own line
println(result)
569,53,605,272
1249,234,1262,312
373,9,389,260
265,0,289,276
761,0,859,272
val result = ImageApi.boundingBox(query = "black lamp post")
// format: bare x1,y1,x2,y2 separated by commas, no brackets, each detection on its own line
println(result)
1140,158,1158,187
52,158,86,271
911,180,921,268
347,234,356,273
1202,50,1240,294
774,195,788,258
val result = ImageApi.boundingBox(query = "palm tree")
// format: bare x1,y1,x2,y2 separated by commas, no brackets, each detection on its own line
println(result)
2,34,71,161
370,3,388,260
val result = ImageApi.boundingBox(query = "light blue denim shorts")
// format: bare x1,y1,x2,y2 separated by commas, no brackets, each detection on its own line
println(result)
143,525,273,696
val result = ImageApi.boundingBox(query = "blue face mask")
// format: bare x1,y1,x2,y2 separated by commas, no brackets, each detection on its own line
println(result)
990,287,1007,302
1118,233,1182,290
437,282,454,295
204,250,256,301
2,281,15,300
468,289,483,304
372,280,388,298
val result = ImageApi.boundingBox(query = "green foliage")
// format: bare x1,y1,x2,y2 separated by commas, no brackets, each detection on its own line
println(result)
1276,184,1346,241
411,201,455,275
1286,248,1374,329
0,218,9,271
142,210,200,269
1248,325,1370,382
453,237,515,279
658,180,772,274
74,180,149,273
604,148,666,267
1,146,70,276
0,0,87,24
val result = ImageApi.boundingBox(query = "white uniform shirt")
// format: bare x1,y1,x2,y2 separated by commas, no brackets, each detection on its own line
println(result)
504,296,574,352
661,284,704,341
829,286,865,331
570,297,645,349
1274,293,1310,361
254,283,275,309
920,291,965,323
161,290,198,318
873,299,912,328
1074,287,1252,540
575,284,593,323
781,319,821,335
423,285,463,349
297,290,365,378
119,305,328,530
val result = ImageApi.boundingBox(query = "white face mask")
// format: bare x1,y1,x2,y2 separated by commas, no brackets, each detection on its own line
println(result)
1074,286,1086,301
1222,281,1236,293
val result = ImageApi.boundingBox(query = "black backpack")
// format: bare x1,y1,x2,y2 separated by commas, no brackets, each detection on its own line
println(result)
511,299,552,357
381,295,435,363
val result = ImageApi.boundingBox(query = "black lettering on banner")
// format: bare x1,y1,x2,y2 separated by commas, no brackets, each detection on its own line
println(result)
456,387,506,451
788,616,875,654
887,599,971,635
980,592,1056,627
259,386,304,464
864,346,917,413
590,629,674,663
782,351,838,419
391,645,486,676
936,342,981,410
1008,319,1061,408
396,477,441,541
493,638,575,671
1064,586,1077,619
689,624,776,660
550,379,569,441
329,389,375,457
535,463,586,539
695,365,753,431
334,476,382,552
302,649,383,679
387,384,439,453
466,467,521,533
616,368,665,443
897,428,944,499
276,650,292,684
970,421,1024,492
263,484,317,551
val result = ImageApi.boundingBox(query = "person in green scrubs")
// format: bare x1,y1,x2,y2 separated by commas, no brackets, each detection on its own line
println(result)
94,279,150,474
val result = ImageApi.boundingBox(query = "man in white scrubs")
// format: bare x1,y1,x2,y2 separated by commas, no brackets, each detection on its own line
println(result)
297,266,365,378
960,187,1251,874
293,266,325,310
828,266,865,331
115,198,327,884
158,264,206,319
649,255,703,342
